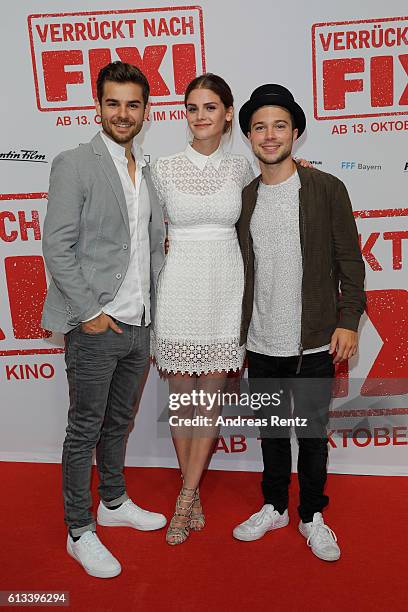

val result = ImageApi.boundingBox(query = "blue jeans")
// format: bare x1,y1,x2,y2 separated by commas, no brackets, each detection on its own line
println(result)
62,321,150,537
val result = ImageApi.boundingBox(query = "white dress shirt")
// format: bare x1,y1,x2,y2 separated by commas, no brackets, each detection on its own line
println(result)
98,131,151,326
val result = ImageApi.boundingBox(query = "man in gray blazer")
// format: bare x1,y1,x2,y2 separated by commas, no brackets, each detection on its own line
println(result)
42,62,166,578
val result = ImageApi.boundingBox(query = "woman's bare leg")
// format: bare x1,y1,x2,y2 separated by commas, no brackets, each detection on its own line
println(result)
168,372,196,477
166,370,228,543
166,372,198,544
182,371,228,490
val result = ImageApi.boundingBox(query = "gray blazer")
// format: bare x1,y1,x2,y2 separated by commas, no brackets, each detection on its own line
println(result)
41,133,166,334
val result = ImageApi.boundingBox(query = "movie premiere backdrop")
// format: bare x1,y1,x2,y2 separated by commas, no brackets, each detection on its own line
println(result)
1,0,407,475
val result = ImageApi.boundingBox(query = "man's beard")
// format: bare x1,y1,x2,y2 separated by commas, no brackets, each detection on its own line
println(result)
254,145,292,166
101,118,142,145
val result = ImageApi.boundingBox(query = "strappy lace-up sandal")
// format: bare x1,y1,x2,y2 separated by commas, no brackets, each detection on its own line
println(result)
166,486,195,545
190,487,205,531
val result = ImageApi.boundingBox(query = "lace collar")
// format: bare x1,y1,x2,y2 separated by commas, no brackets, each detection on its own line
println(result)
184,143,224,170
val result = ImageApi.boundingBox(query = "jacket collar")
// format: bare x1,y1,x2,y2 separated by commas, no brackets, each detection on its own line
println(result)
295,162,314,186
91,131,111,156
90,132,129,232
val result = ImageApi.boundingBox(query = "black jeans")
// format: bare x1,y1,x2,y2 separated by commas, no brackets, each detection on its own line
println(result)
247,350,334,523
63,321,150,537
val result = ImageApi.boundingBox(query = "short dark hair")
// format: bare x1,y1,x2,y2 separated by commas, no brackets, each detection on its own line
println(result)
184,73,234,134
96,61,150,106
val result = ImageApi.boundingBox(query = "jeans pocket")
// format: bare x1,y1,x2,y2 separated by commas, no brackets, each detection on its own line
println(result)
79,325,111,337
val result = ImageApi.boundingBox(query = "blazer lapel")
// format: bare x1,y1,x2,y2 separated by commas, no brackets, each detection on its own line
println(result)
143,164,160,221
91,133,130,233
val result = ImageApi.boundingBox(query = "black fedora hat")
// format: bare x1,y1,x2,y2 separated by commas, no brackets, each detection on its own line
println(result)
239,84,306,137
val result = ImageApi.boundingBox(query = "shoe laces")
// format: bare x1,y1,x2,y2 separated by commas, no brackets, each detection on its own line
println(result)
121,499,145,515
250,504,277,525
80,532,109,559
307,521,337,548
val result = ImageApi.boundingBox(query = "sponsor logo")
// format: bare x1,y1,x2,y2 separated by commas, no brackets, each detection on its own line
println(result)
0,149,48,163
341,161,382,170
309,160,323,166
28,6,206,112
312,16,408,120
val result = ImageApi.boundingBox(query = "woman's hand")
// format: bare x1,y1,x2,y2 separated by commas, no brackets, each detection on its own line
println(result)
293,157,314,168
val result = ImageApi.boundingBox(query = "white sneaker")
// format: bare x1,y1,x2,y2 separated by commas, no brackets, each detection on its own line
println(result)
97,499,167,531
299,512,341,561
67,531,121,578
233,504,289,542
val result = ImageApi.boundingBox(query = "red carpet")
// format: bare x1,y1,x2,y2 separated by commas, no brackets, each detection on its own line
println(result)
0,463,406,611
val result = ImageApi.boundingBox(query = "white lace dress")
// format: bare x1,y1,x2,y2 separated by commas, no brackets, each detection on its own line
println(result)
151,144,254,375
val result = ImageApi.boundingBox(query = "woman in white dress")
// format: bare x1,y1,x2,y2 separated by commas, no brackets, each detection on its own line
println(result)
151,74,254,544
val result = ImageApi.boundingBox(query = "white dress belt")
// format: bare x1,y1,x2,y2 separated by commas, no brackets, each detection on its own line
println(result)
168,225,236,241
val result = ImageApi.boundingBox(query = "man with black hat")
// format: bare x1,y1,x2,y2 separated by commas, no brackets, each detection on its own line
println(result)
233,84,365,561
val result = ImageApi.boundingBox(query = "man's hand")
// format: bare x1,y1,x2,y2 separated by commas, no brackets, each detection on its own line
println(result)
329,328,358,363
81,313,122,335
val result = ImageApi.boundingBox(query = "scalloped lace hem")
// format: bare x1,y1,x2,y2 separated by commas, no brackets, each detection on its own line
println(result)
150,335,245,376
